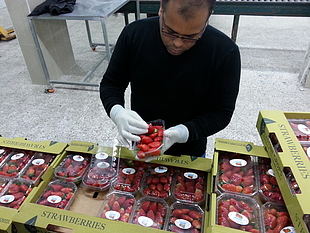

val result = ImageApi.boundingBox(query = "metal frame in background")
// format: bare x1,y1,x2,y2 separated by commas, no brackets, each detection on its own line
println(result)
28,0,130,92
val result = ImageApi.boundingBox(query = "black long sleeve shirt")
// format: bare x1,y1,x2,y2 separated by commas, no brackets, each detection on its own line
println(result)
100,17,241,156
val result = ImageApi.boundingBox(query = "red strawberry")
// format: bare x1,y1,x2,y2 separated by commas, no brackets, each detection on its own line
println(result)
218,216,230,227
146,210,155,221
149,202,157,213
222,183,236,192
120,213,130,222
242,175,254,187
189,211,202,219
220,161,233,172
230,173,243,186
192,219,201,229
141,201,150,212
123,198,134,209
172,209,183,218
155,212,164,225
51,184,63,192
112,201,120,211
264,213,277,229
117,196,127,206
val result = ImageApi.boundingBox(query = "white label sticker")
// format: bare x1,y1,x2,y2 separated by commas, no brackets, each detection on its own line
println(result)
228,212,249,225
184,172,198,180
280,226,296,233
95,152,109,160
47,195,62,204
230,159,247,167
0,195,15,204
73,155,84,162
175,219,192,229
0,149,5,154
11,153,24,160
154,166,168,173
97,162,110,169
122,168,135,175
105,211,121,220
298,124,310,135
267,169,275,177
137,216,153,227
32,159,45,166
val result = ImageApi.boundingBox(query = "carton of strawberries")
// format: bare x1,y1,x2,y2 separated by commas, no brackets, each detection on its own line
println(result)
287,119,310,141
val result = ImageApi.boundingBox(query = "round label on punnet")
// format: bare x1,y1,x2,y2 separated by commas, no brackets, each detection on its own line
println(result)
32,159,45,166
95,152,109,160
73,155,84,162
122,168,135,175
175,219,191,229
0,149,5,154
184,172,198,180
267,169,275,177
0,195,14,204
281,226,296,233
155,166,168,173
228,212,249,225
230,159,247,167
97,162,110,169
47,195,62,204
298,124,310,135
11,153,24,160
105,211,120,220
137,216,153,227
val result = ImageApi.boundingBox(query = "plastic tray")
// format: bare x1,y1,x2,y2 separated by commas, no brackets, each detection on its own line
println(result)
257,157,284,204
0,147,14,165
0,178,34,209
217,151,257,196
0,177,10,194
262,202,295,233
172,168,206,205
98,191,135,222
54,152,91,184
35,179,77,210
129,196,169,230
287,119,310,141
0,150,34,178
217,193,262,232
132,119,165,162
165,202,204,233
81,152,117,191
111,159,147,194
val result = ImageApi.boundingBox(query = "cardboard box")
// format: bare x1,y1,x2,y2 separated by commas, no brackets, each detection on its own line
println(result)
0,136,67,233
12,140,212,233
256,110,310,233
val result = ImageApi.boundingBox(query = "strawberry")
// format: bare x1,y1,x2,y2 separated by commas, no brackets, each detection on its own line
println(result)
194,189,203,202
157,203,166,217
149,201,157,213
192,219,201,229
142,136,153,144
189,211,202,219
230,173,242,186
220,161,233,172
181,214,193,222
119,213,130,222
112,201,120,211
218,216,230,227
123,198,135,209
146,210,155,221
218,206,229,218
159,176,168,183
264,213,277,229
222,183,236,192
155,212,164,225
107,194,116,207
141,201,150,212
172,209,183,218
242,175,254,186
51,184,63,191
117,196,126,206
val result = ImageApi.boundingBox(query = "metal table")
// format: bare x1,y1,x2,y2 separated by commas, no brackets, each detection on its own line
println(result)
28,0,130,92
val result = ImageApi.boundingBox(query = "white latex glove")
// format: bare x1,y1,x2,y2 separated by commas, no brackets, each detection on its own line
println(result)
110,105,149,146
162,124,189,153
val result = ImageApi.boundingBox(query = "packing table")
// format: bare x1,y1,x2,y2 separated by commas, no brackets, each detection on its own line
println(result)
28,0,130,92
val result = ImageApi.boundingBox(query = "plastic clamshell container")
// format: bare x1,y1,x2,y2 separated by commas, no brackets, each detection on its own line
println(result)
141,164,176,199
98,191,135,222
165,201,204,233
287,119,310,141
81,152,117,191
0,177,10,194
35,179,77,210
19,152,56,183
0,147,14,165
0,178,34,209
0,150,34,178
262,202,295,233
303,214,310,233
257,157,284,204
216,193,262,232
54,152,91,184
172,168,206,205
300,141,310,160
111,159,147,194
217,151,257,196
129,196,169,230
132,119,165,162
285,172,301,195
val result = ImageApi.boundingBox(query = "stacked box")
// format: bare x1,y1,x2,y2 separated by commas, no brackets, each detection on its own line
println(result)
257,110,310,233
0,136,67,233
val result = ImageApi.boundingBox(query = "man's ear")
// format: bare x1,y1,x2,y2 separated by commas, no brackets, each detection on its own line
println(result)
158,0,163,16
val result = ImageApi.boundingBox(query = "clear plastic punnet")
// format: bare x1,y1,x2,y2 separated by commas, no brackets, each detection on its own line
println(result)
141,164,176,199
129,196,169,230
0,178,34,209
111,159,147,194
217,151,257,196
0,147,14,165
172,168,206,205
287,119,310,141
132,119,165,162
0,177,10,194
98,191,135,222
54,152,92,184
165,201,204,233
216,193,262,232
35,179,77,210
262,202,295,233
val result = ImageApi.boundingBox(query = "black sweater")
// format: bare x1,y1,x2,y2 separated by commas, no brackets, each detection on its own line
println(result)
100,17,241,156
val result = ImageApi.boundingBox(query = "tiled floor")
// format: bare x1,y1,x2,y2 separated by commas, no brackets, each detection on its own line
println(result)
1,5,310,158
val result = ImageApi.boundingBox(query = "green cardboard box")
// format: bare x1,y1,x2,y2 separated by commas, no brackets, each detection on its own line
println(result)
256,110,310,233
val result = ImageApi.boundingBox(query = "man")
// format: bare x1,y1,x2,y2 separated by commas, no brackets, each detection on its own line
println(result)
100,0,241,157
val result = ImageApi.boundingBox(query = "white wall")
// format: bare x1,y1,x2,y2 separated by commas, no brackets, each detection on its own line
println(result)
0,0,6,8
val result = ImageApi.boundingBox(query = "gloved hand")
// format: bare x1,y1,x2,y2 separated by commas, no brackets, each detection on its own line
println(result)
162,124,189,153
110,105,149,146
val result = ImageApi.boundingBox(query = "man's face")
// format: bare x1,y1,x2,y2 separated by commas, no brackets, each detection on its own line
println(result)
160,1,209,56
